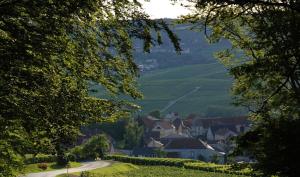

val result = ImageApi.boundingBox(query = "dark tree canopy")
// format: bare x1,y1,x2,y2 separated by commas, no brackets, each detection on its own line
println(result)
123,118,144,149
0,0,180,176
179,0,300,176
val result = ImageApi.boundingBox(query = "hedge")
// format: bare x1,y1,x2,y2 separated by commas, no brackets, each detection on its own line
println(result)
106,155,258,176
24,154,57,164
105,155,196,167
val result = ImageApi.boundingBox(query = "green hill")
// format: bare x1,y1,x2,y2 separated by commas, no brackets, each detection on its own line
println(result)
136,62,245,117
91,62,246,117
91,21,244,117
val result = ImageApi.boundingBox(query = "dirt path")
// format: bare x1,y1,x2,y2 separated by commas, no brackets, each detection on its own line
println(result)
161,86,201,113
23,161,112,177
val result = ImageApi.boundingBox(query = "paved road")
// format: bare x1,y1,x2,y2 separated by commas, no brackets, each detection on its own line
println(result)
23,161,112,177
161,86,201,113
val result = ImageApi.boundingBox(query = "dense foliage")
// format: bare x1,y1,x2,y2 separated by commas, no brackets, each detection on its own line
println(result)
69,134,109,161
0,0,180,176
24,154,57,164
123,119,144,149
180,0,300,176
80,118,143,149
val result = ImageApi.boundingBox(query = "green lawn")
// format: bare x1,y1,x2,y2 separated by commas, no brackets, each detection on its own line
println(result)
57,163,247,177
23,162,81,174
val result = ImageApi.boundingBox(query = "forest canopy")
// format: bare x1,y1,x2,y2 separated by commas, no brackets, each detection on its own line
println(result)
0,0,180,176
179,0,300,176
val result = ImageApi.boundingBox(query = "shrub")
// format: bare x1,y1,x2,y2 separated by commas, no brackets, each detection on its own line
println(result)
80,171,94,177
25,154,56,164
69,134,109,161
37,163,48,170
67,153,77,162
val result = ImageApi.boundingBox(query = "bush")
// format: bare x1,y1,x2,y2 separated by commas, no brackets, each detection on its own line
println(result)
56,154,69,166
69,134,109,161
67,153,77,162
37,163,48,170
80,171,94,177
24,154,56,164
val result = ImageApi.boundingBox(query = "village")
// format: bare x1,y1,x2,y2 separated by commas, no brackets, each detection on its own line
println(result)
114,112,251,164
3,0,295,176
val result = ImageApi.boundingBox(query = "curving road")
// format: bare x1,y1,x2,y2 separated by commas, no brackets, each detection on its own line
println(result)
22,161,112,177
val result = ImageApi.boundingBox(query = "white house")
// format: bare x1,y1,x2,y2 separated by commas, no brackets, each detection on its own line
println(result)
162,137,224,163
152,121,176,137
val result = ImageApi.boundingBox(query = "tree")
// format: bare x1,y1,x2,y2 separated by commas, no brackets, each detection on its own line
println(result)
178,0,300,176
149,110,161,118
68,134,109,161
0,0,180,175
235,117,300,177
123,119,144,149
81,134,109,160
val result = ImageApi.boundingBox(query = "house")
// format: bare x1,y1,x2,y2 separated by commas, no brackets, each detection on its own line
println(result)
147,138,164,148
172,118,191,136
139,116,177,140
181,115,252,162
214,127,237,141
165,112,180,120
206,125,238,141
187,115,250,141
144,135,224,162
152,120,176,137
164,137,206,159
132,147,159,157
138,115,159,132
164,137,224,162
136,114,250,163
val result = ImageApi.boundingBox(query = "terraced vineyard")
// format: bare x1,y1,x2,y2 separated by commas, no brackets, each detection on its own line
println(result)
92,62,246,117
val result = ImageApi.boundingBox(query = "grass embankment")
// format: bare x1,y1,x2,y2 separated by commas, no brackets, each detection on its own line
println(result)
23,161,81,173
58,163,247,177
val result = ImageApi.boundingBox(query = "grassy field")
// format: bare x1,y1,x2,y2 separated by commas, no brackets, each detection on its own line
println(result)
92,62,245,117
58,163,247,177
22,162,81,174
